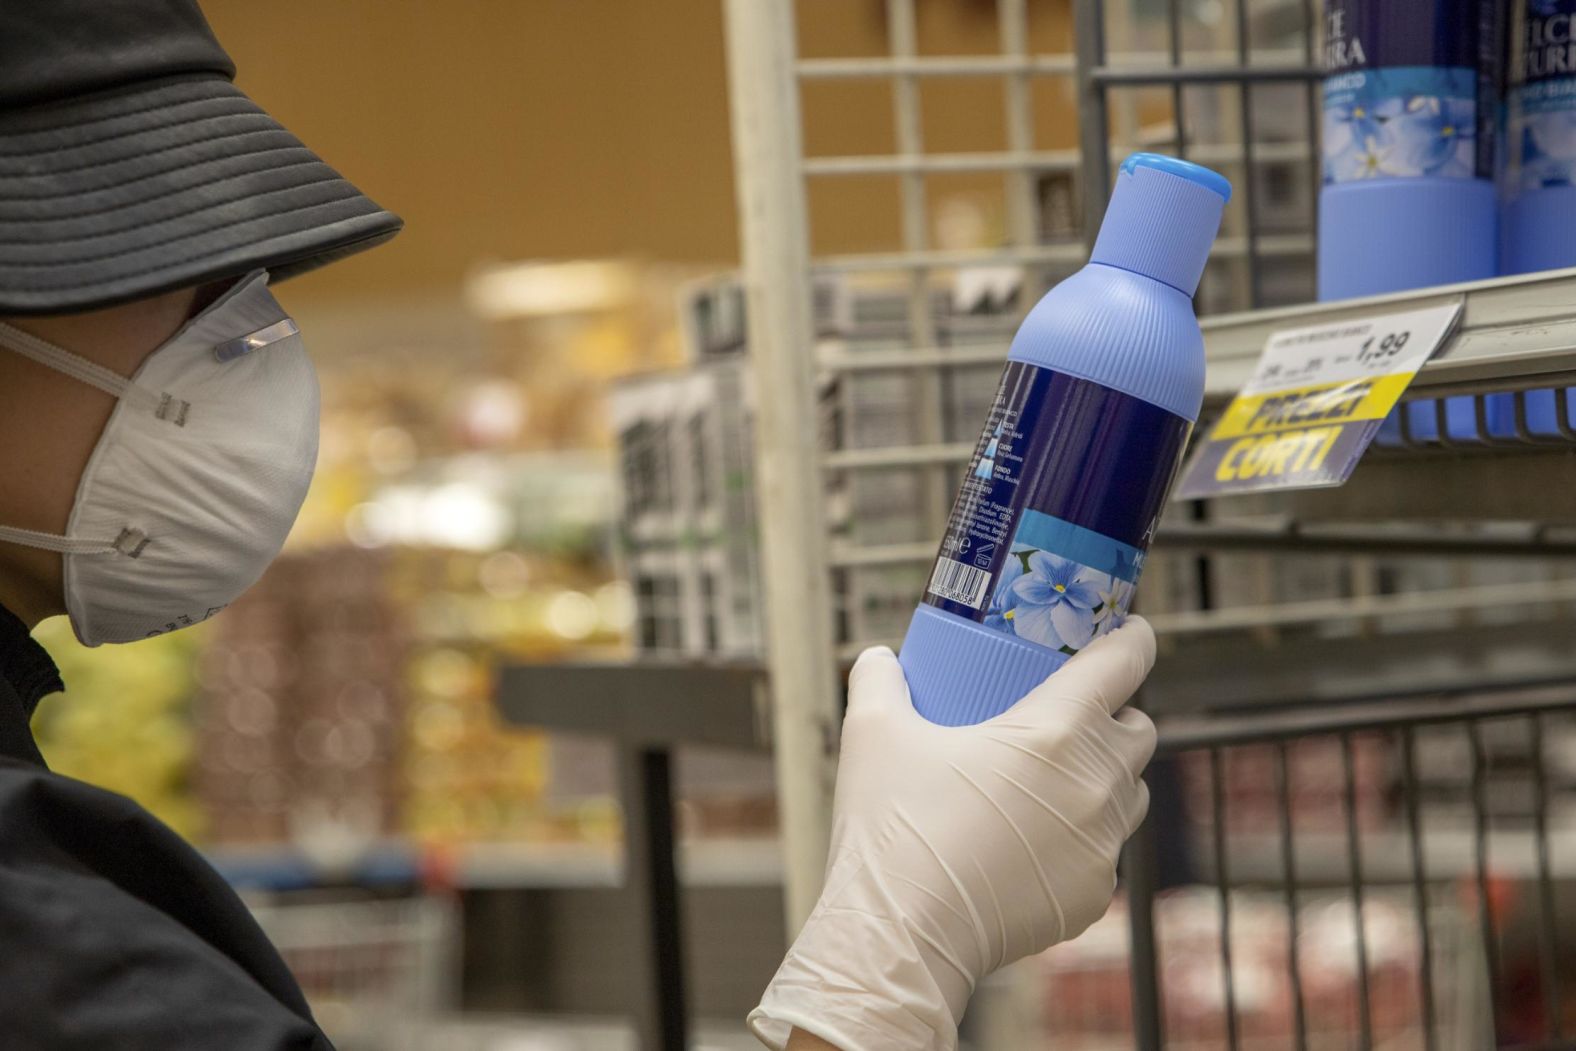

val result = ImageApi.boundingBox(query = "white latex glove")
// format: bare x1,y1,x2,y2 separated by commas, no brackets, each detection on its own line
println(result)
749,617,1158,1051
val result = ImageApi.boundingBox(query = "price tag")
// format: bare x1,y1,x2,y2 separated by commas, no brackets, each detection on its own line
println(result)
1174,301,1463,499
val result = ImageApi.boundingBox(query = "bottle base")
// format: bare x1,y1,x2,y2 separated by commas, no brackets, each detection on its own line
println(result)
1502,191,1576,438
898,604,1070,726
1318,178,1496,299
1320,178,1496,444
1503,186,1576,276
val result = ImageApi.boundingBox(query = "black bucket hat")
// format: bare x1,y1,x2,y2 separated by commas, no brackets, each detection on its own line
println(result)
0,0,402,315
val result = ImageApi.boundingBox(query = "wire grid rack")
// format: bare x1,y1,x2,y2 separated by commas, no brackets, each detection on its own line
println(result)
1028,888,1488,1051
723,1,1576,1049
723,0,1329,915
1119,690,1576,1051
246,893,459,1051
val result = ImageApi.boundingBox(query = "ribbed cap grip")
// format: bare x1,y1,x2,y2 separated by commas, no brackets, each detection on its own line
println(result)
1090,154,1229,296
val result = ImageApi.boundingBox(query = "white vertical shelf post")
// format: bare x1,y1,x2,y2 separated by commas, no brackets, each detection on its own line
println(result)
998,0,1039,252
723,0,841,934
886,0,952,536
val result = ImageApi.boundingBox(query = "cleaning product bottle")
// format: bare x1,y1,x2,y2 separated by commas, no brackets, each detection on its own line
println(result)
1501,0,1576,436
1320,0,1504,444
897,154,1226,726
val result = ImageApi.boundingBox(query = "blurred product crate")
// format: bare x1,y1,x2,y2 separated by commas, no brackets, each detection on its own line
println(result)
1037,889,1485,1051
679,270,849,362
248,893,458,1051
407,1016,760,1051
1181,735,1388,838
674,745,779,840
402,640,556,845
196,548,407,847
611,358,763,659
615,271,1023,660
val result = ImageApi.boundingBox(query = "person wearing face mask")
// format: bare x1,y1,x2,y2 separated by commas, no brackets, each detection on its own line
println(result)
0,2,1158,1049
0,3,398,1048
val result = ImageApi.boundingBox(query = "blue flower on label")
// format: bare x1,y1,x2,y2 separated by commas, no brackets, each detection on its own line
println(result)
1511,112,1576,189
1382,96,1474,177
1325,93,1477,185
1517,124,1573,189
1324,102,1383,166
1330,132,1390,182
1531,110,1576,165
1092,576,1135,630
983,555,1025,632
1010,551,1101,651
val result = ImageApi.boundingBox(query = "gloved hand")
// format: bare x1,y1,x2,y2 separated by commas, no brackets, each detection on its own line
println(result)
748,617,1159,1051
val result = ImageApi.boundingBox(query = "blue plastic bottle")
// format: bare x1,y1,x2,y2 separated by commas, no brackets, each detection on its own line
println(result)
897,154,1227,726
1319,0,1504,444
1500,0,1576,436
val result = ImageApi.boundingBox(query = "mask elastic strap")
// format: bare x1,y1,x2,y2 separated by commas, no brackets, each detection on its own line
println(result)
0,524,123,556
0,321,189,425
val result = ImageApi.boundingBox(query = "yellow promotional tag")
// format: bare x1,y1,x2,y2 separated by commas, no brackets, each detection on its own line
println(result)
1175,302,1463,499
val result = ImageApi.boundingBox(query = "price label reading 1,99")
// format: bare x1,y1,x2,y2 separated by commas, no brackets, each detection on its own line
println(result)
1174,301,1462,499
1356,330,1411,367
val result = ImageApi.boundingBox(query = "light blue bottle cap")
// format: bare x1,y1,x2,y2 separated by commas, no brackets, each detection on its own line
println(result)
1118,153,1233,200
1091,153,1230,296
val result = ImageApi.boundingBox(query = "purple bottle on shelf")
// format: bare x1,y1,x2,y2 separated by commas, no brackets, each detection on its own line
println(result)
1319,0,1506,445
1499,0,1576,437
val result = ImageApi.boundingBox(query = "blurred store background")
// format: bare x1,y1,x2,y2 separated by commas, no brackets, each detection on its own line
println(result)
29,1,1576,1050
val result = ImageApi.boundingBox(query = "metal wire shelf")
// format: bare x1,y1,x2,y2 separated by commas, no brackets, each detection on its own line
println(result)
1200,269,1576,405
709,1,1576,1049
1132,678,1576,1051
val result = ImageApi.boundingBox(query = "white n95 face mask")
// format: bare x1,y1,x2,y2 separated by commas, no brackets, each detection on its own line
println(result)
0,271,319,646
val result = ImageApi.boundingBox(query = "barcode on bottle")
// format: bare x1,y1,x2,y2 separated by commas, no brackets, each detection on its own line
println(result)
927,558,992,609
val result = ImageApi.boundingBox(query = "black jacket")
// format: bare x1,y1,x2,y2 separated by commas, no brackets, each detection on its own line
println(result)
0,605,333,1049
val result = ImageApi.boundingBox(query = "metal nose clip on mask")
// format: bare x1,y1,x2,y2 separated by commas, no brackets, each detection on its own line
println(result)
0,271,320,646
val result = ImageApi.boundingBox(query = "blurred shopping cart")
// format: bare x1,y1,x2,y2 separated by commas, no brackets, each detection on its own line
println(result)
247,893,459,1051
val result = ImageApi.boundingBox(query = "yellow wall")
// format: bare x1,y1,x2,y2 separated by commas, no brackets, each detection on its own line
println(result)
203,0,1076,307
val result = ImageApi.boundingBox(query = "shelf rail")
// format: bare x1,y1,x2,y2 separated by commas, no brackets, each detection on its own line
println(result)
1201,269,1576,403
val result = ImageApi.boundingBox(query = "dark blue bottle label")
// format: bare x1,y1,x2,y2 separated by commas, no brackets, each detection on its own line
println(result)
1322,0,1501,184
921,363,1191,656
1507,1,1576,195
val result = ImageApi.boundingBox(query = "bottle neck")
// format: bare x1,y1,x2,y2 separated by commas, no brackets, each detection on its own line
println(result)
1089,167,1224,297
1085,259,1193,298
